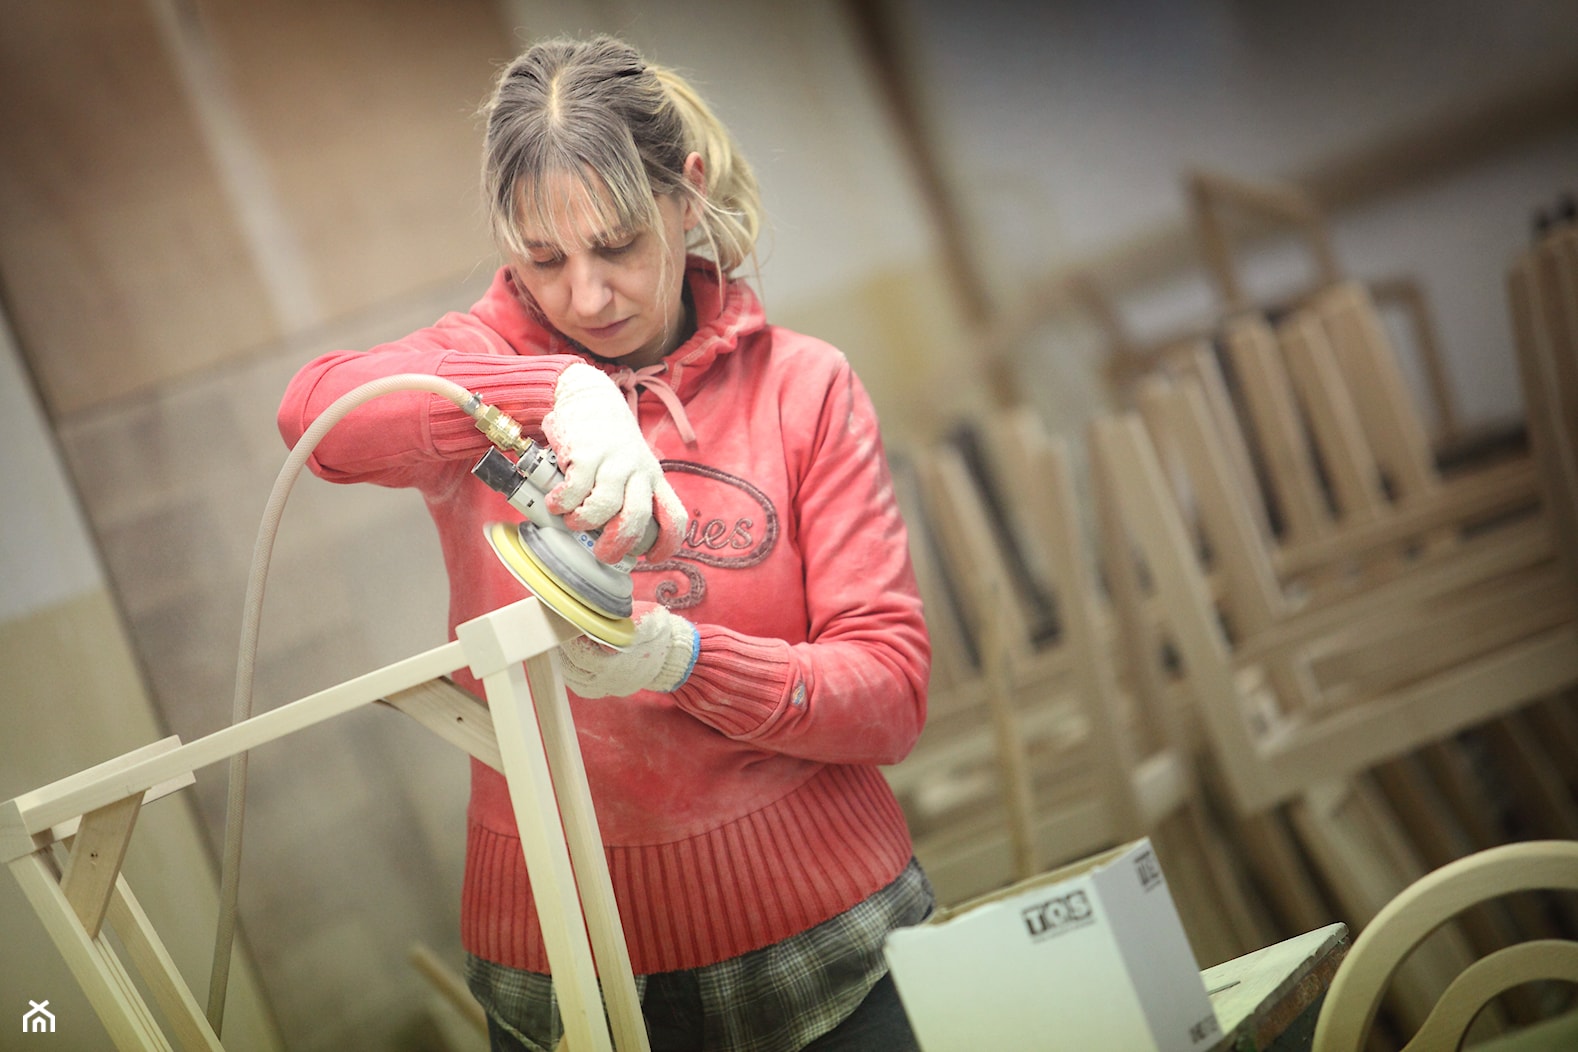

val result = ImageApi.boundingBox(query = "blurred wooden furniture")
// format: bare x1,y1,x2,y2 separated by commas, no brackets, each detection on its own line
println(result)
2,598,648,1052
886,412,1270,963
1311,840,1578,1052
1087,387,1578,1029
1211,309,1539,591
1089,381,1578,818
1186,169,1470,451
1507,222,1578,592
888,427,1151,898
1198,294,1576,872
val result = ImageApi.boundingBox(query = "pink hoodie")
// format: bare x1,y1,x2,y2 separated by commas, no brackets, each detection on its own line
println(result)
278,261,929,974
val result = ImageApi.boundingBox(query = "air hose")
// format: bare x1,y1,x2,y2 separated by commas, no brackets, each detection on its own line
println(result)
207,373,528,1032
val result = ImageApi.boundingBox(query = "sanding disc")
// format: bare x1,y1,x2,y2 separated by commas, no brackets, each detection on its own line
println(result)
485,521,637,648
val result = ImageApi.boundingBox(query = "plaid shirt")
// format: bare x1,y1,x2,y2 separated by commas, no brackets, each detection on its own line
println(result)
467,859,934,1052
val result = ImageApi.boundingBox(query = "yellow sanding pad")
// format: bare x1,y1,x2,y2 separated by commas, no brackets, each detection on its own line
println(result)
485,522,636,648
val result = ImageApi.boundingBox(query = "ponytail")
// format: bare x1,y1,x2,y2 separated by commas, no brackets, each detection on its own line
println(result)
652,65,764,277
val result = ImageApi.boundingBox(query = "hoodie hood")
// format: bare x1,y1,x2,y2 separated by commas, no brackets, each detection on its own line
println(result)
469,258,768,407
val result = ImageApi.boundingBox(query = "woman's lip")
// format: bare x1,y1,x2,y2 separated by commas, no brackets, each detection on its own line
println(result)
582,318,629,340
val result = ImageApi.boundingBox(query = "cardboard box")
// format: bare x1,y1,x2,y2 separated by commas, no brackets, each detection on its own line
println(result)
884,839,1221,1052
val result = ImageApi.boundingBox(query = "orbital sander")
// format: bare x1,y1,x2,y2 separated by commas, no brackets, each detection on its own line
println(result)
470,433,656,649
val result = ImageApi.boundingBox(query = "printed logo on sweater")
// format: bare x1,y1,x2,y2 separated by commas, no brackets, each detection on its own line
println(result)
639,462,779,609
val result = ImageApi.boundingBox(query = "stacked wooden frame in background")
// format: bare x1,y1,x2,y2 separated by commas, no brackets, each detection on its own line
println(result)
881,183,1578,1048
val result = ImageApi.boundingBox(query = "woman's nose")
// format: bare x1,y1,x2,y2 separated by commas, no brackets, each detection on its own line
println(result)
567,257,613,318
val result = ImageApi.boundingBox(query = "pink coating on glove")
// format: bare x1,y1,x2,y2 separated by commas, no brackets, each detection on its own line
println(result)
557,602,699,697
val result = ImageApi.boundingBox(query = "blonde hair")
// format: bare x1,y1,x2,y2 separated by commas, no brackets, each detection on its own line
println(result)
482,35,762,280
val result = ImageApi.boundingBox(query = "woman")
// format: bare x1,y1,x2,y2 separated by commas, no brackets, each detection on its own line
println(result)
278,34,932,1052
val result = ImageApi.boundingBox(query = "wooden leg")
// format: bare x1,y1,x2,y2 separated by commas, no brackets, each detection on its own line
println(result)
1369,756,1544,1023
1481,711,1578,842
1177,797,1278,956
409,942,489,1037
9,851,172,1052
481,660,618,1052
1524,695,1578,798
524,649,646,1052
107,875,225,1051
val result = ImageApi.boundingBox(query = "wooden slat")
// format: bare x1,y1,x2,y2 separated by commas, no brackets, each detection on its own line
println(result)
381,678,503,772
60,793,145,938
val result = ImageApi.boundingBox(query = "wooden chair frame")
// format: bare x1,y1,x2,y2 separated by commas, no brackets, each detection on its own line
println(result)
1186,168,1464,445
1508,224,1578,592
2,597,650,1052
1312,839,1578,1052
1085,395,1578,818
887,414,1270,962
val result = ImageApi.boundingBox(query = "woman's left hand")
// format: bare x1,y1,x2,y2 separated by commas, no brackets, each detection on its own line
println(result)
558,602,700,698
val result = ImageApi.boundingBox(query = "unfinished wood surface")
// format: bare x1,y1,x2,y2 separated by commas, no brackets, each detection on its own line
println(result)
60,793,145,938
1290,778,1483,1037
477,659,620,1052
410,942,489,1037
10,851,174,1052
895,442,1079,898
1222,317,1332,550
13,639,467,839
107,875,225,1052
1186,168,1340,314
524,648,647,1052
5,596,636,1051
1364,755,1545,1027
381,678,503,772
889,411,1268,960
1314,282,1440,499
1204,922,1350,1051
1182,168,1467,447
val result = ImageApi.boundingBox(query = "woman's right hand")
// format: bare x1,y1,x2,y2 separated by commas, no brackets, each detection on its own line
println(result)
543,361,686,563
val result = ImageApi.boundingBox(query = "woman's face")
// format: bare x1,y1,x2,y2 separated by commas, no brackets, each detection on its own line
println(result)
514,167,699,369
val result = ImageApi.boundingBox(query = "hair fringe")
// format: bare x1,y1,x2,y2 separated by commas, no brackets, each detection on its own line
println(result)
481,36,766,288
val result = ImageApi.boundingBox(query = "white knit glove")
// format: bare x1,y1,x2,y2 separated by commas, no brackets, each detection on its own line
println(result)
558,603,700,698
543,362,686,563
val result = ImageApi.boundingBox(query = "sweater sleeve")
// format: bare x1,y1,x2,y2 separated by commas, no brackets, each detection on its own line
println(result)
671,358,930,766
276,311,571,491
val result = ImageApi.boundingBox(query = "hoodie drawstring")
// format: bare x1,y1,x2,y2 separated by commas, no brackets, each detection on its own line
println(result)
614,365,697,446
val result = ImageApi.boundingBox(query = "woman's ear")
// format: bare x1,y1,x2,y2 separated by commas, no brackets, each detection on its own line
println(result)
681,152,707,230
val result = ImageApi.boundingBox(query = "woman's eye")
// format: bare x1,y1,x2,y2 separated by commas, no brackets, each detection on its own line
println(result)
528,254,564,269
600,236,637,257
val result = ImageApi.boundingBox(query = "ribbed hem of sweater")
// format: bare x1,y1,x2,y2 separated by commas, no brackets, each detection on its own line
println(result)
461,763,914,974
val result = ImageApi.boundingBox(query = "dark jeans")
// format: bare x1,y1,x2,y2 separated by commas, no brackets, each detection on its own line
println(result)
486,971,920,1052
